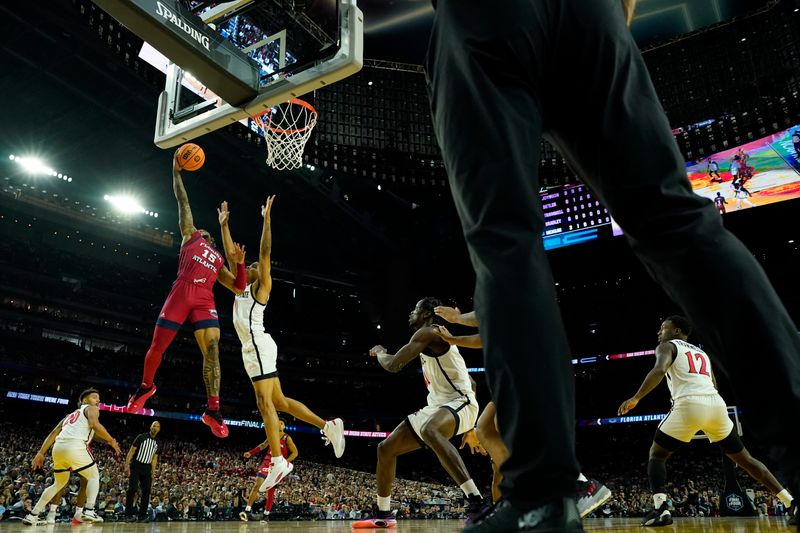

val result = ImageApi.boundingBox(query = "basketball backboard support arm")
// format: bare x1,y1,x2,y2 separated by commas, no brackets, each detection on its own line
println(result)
153,0,363,149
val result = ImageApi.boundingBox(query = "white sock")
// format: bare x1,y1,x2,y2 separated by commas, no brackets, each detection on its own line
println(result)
577,473,588,483
460,479,480,498
48,504,58,513
245,506,251,512
777,489,793,508
653,493,667,510
270,455,286,466
377,495,391,512
265,511,270,515
75,506,84,518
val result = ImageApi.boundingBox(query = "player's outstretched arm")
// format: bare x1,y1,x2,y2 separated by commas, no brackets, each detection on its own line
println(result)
434,306,479,327
33,420,64,469
286,436,299,462
433,325,483,349
173,156,197,243
85,405,121,455
217,201,237,271
217,242,246,295
255,196,276,303
243,439,269,458
369,327,435,373
617,342,674,415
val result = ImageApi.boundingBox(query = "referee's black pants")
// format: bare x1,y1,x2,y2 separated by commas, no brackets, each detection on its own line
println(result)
126,464,152,518
426,0,800,506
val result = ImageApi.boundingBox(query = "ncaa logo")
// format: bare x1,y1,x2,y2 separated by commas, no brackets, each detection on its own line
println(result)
725,494,744,511
210,310,218,318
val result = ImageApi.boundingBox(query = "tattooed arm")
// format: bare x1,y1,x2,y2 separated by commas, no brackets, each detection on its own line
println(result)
173,157,197,245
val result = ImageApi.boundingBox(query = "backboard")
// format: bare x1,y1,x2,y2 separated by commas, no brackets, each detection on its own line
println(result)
93,0,363,148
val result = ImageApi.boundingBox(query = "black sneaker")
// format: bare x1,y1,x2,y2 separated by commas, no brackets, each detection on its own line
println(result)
465,495,491,526
787,502,797,526
641,502,672,527
575,479,612,518
461,498,582,532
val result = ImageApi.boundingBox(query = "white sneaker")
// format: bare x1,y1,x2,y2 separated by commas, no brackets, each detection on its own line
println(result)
81,509,104,523
321,418,346,458
22,513,39,526
259,458,293,492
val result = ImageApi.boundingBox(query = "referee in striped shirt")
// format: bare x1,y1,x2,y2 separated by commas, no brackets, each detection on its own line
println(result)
124,421,160,522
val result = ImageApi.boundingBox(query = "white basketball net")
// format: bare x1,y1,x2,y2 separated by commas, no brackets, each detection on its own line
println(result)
253,99,318,171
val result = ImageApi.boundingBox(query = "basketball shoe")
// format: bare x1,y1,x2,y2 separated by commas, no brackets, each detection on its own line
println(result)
321,418,346,458
81,509,104,523
260,457,293,491
202,409,229,438
576,478,612,518
22,514,40,526
465,497,494,527
461,498,583,532
126,384,157,413
352,510,397,528
239,510,257,522
641,502,672,526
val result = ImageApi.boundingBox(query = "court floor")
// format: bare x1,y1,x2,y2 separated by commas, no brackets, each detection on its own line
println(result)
2,517,795,532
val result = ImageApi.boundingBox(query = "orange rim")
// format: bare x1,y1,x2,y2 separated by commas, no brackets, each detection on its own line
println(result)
252,98,317,135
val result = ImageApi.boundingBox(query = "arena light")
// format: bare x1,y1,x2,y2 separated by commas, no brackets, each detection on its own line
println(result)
104,194,144,214
12,155,54,175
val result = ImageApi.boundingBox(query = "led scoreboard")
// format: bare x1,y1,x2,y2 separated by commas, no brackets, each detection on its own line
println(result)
540,184,615,250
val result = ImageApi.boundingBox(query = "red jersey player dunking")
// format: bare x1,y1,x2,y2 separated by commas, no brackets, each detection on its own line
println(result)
126,155,246,438
240,419,298,522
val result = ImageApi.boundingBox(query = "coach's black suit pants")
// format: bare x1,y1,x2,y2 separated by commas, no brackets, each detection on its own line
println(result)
426,0,800,506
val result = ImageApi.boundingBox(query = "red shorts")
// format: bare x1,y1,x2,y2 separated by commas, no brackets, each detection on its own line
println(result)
156,280,219,331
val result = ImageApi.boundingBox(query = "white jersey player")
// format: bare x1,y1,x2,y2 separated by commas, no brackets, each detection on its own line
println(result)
619,316,794,527
23,388,121,526
356,297,485,529
216,198,345,497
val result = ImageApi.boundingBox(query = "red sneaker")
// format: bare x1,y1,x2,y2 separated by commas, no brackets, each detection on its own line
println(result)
126,385,157,413
352,513,397,529
202,409,229,438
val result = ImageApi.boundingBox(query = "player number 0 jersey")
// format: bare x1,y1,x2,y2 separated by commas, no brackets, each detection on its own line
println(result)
420,344,475,406
232,282,268,351
666,339,719,400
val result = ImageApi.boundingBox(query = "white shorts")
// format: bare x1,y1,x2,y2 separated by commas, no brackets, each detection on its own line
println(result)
242,334,278,382
658,395,733,443
52,441,96,475
406,396,478,446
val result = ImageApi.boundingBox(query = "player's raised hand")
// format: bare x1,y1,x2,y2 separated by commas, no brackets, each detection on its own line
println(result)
32,451,45,470
432,325,457,344
617,397,639,416
369,345,387,357
434,306,461,324
230,242,246,265
261,195,276,219
217,201,230,225
460,429,487,456
172,149,182,173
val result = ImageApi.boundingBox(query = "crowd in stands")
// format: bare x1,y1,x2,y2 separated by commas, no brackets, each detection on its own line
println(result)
0,419,793,524
0,424,464,523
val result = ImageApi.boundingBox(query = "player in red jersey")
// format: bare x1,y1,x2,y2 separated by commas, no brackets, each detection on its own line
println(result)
126,155,247,438
239,419,298,522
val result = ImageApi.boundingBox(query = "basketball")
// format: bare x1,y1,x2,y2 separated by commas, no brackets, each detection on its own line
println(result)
175,143,205,171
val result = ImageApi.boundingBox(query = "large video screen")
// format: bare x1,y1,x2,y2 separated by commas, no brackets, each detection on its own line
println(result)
685,125,800,212
545,124,800,250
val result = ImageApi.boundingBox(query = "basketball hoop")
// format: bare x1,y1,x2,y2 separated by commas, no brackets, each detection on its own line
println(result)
252,98,318,171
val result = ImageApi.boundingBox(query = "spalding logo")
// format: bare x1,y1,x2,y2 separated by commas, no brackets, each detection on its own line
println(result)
725,494,744,511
